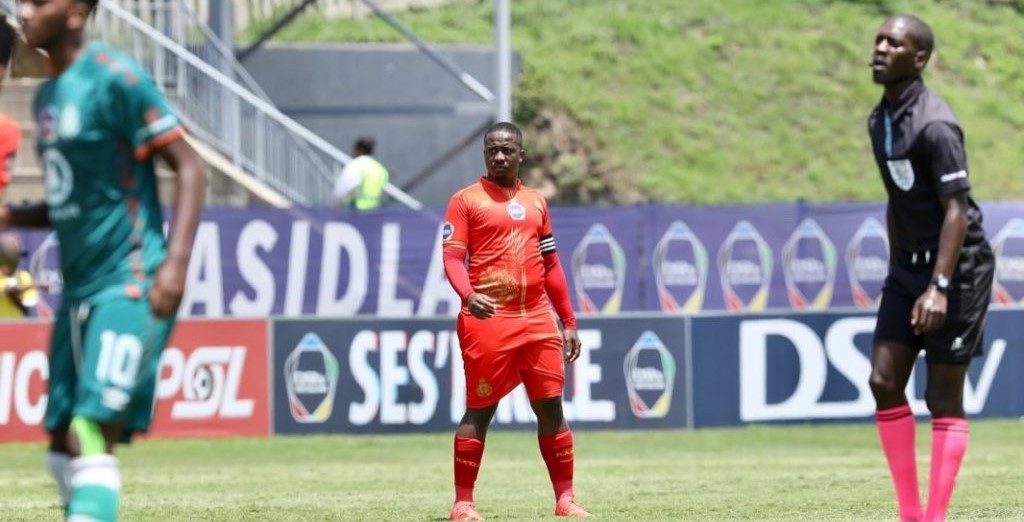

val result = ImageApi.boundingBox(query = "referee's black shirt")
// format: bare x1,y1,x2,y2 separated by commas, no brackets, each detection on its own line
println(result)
868,78,986,255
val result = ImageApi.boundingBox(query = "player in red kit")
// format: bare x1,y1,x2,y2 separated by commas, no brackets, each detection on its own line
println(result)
442,122,590,520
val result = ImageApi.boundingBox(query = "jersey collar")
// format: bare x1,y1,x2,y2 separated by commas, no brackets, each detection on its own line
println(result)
881,77,926,122
479,176,522,199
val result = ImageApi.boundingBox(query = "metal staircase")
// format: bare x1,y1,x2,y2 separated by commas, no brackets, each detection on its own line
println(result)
0,0,424,209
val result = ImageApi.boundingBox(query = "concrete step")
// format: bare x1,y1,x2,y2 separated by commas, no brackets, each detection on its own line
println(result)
14,127,38,171
4,174,45,204
2,82,40,178
0,81,37,125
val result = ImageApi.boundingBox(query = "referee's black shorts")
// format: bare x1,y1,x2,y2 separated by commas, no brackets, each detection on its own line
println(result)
873,242,995,364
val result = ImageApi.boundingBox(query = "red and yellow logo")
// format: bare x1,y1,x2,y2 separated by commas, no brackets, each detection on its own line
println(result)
476,378,492,398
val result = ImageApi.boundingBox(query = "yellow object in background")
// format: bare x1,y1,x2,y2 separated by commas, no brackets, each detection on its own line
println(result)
0,269,39,318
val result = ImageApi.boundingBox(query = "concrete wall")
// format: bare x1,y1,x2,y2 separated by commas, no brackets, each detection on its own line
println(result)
242,42,518,208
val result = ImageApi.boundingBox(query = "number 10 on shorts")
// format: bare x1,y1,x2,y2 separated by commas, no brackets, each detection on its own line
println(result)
96,330,143,390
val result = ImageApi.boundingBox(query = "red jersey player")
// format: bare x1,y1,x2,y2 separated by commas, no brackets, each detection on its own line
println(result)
442,122,590,520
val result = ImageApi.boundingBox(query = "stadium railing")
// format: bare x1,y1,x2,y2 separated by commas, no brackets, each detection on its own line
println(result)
0,0,423,209
97,0,423,209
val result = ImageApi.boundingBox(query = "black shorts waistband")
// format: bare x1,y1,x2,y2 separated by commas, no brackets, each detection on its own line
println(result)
897,243,991,268
897,248,936,267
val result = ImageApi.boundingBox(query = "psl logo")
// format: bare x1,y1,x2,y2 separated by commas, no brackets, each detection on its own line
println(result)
782,219,837,310
845,217,889,309
571,224,626,314
156,346,254,420
991,218,1024,305
717,221,773,312
652,221,708,313
284,333,340,423
623,331,676,419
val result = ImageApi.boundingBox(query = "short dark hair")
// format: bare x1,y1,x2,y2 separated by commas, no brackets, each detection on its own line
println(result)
484,121,523,147
897,15,934,55
83,0,100,11
354,137,375,155
0,16,16,68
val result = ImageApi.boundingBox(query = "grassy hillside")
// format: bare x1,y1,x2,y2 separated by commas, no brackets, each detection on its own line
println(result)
246,0,1024,204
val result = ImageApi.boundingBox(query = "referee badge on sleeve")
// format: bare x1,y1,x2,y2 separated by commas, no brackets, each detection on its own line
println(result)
886,159,915,191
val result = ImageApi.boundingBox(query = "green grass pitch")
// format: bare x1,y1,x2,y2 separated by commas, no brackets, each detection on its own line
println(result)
1,420,1021,520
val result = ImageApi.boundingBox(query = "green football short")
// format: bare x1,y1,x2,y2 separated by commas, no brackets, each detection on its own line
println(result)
45,285,175,440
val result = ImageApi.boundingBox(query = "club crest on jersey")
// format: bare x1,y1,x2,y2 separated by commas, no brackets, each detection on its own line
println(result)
442,222,455,240
476,378,492,398
507,200,526,221
886,159,915,191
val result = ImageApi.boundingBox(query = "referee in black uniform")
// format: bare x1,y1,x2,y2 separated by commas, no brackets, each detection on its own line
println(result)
865,15,995,522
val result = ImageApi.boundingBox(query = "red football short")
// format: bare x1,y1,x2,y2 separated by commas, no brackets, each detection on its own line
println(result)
457,307,565,409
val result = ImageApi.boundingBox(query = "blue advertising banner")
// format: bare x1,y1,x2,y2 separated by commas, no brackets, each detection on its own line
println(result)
270,316,688,434
12,201,1024,317
688,309,1024,428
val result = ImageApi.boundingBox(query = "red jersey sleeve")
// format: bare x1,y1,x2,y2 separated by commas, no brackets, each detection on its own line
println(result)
442,191,474,300
540,197,554,237
537,197,576,327
442,191,470,252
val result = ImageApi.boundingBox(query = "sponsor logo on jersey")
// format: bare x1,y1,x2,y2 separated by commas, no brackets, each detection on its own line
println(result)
940,170,967,183
284,333,339,423
58,104,81,140
441,222,455,241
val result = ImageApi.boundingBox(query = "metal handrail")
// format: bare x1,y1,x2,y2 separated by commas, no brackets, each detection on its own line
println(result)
0,0,424,209
155,0,338,192
98,0,423,209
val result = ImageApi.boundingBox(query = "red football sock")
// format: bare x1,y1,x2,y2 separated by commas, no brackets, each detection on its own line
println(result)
876,405,922,521
925,418,969,522
538,430,574,501
453,436,484,503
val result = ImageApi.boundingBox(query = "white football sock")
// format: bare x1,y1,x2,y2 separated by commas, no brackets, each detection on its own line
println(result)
45,450,72,507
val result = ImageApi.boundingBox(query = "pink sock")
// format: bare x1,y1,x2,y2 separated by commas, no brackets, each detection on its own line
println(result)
877,405,922,521
925,418,969,522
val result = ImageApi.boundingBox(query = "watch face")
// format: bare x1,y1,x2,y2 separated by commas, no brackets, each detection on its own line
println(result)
934,275,950,290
